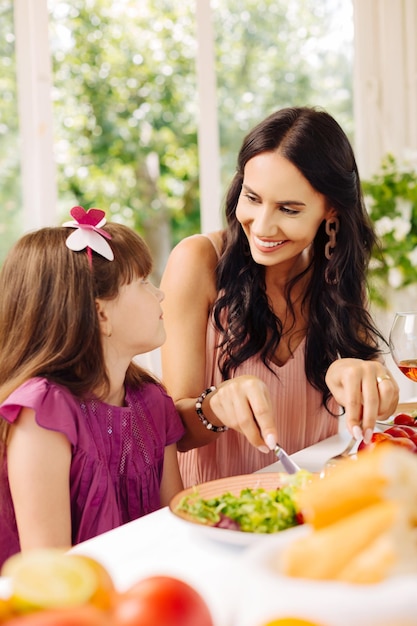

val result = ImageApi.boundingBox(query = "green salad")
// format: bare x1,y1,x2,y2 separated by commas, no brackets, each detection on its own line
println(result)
176,470,311,534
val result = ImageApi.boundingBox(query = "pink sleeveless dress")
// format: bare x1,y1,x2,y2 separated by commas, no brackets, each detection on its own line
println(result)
178,236,339,487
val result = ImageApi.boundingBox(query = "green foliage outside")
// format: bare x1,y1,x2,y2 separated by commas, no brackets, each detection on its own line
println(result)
49,0,201,279
0,0,353,280
0,1,21,261
364,154,417,306
213,0,354,182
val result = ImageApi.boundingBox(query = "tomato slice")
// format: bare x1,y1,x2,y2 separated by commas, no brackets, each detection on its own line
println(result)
393,413,416,426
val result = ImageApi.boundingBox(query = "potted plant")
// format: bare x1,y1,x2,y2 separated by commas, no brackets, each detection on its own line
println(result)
363,153,417,307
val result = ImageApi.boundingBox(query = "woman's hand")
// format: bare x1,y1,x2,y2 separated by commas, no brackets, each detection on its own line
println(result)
206,375,278,452
325,358,399,443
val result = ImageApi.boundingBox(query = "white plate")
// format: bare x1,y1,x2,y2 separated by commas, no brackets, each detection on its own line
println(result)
375,418,417,430
375,418,394,427
233,533,417,626
376,402,417,429
169,473,305,547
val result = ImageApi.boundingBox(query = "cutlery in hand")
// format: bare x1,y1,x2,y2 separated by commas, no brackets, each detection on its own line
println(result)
320,436,357,478
273,443,301,474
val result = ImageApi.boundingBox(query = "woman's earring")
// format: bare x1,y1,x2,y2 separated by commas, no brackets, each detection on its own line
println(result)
324,216,340,260
324,216,340,285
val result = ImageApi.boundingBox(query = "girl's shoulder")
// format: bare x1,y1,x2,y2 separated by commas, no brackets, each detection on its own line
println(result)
0,377,79,443
1,377,73,405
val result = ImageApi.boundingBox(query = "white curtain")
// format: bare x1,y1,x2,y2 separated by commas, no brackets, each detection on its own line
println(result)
353,0,417,177
14,0,57,230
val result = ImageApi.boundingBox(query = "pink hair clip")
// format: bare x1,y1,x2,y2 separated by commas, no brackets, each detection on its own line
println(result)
63,206,114,264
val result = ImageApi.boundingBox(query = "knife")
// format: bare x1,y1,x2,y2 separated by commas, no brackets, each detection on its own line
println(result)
274,444,301,474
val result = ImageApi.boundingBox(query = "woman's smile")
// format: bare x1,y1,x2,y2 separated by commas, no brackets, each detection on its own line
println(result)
253,235,288,251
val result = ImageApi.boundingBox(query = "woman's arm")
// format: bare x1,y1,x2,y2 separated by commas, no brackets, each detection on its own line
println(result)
160,234,224,450
159,443,184,507
160,234,278,452
7,407,72,551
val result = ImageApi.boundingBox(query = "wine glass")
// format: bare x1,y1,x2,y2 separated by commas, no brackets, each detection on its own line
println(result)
389,312,417,383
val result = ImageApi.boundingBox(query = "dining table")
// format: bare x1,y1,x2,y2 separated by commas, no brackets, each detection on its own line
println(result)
65,429,359,626
1,420,416,625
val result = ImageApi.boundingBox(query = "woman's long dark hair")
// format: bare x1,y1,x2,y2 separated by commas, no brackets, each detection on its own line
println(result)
213,106,384,409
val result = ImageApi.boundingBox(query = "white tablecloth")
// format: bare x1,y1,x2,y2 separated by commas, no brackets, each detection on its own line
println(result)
3,432,416,625
68,432,358,626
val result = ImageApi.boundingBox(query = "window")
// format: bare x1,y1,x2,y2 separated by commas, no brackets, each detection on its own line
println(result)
3,0,354,278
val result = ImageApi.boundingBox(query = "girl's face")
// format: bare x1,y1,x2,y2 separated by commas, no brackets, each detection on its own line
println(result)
236,151,333,273
100,277,166,358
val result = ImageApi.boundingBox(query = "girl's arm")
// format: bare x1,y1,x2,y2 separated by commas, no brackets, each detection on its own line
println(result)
7,407,72,551
160,235,277,452
159,443,184,507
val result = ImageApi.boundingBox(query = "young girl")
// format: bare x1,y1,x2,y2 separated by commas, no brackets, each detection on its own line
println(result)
160,107,399,487
0,207,184,567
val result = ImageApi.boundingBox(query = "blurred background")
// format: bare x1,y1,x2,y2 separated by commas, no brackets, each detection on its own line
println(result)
2,0,417,396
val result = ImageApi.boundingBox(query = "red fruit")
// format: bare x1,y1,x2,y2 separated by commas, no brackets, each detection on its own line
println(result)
391,436,417,453
393,413,416,426
358,432,393,452
384,426,411,438
394,425,417,437
113,576,214,626
3,605,111,626
371,432,394,444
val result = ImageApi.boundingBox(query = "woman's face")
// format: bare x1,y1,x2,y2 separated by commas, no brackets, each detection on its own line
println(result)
236,151,333,272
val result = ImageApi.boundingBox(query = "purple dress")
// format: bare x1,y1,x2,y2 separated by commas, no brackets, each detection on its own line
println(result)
0,377,185,567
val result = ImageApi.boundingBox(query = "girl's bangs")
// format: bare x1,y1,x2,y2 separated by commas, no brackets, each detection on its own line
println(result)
106,224,153,284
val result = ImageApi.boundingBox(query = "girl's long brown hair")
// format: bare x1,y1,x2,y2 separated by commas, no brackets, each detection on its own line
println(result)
0,222,158,444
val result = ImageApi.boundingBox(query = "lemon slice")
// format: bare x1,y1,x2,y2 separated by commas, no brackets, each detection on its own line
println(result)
68,555,116,610
2,549,99,613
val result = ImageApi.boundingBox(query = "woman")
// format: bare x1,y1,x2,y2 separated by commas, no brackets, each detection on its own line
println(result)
160,107,399,486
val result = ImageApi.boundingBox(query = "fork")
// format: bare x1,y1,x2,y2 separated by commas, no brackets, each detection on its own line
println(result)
320,436,357,477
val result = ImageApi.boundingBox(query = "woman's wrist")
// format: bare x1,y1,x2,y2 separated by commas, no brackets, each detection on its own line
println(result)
195,386,228,432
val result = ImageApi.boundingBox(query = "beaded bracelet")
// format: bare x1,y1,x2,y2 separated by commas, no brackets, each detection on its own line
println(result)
195,386,228,432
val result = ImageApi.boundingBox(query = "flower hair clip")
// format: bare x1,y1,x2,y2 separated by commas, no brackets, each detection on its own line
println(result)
63,206,114,264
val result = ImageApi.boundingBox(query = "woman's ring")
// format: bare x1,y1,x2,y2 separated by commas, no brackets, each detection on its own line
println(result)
376,374,391,385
